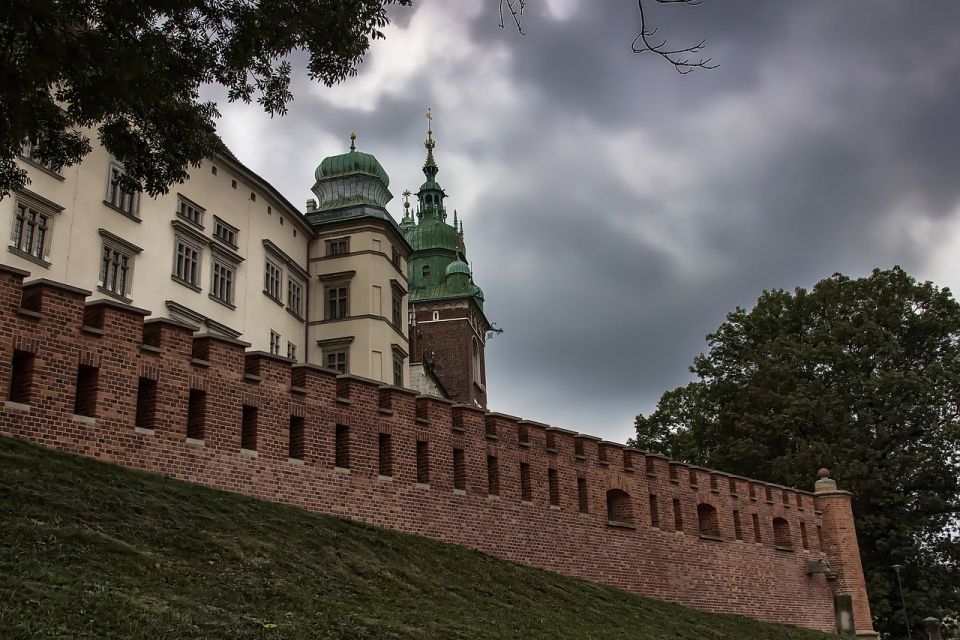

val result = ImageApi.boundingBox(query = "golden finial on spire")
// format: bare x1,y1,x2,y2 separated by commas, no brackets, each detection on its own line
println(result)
402,189,412,210
349,132,357,151
424,107,435,150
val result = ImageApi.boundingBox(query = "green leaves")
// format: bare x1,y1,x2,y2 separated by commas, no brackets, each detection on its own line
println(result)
634,267,960,637
0,0,408,198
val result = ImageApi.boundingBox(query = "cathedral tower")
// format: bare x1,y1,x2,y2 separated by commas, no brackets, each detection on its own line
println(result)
403,110,491,407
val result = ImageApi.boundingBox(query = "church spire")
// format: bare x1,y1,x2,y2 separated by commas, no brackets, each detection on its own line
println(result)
423,107,438,181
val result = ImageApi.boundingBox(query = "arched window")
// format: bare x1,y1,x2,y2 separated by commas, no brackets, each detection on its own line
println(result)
697,503,721,538
606,489,633,525
426,194,433,204
773,517,792,549
422,265,431,278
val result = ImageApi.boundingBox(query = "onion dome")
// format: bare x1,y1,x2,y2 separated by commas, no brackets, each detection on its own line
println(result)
315,133,389,186
445,259,471,277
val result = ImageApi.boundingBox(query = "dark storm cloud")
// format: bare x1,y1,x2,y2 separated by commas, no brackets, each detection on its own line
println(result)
213,0,960,442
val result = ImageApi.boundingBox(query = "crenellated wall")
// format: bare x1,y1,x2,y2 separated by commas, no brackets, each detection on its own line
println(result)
0,263,876,635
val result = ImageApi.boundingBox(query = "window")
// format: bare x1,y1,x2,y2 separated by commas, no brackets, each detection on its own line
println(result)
697,503,721,538
187,389,206,440
287,342,297,362
577,476,589,513
520,462,532,502
287,278,303,317
19,140,58,172
325,349,348,374
74,364,99,418
7,350,36,405
391,291,402,327
393,355,403,387
326,237,349,256
177,196,204,227
422,265,431,278
264,260,282,301
289,416,305,460
211,261,235,305
99,242,133,298
391,245,401,268
453,448,466,491
10,201,51,262
548,468,560,507
241,405,257,451
379,434,393,477
213,217,238,247
173,237,201,287
773,517,792,549
431,310,439,321
606,489,633,525
106,165,139,217
487,455,500,496
325,285,349,319
335,424,350,469
135,377,157,430
649,494,660,528
269,330,281,355
416,441,430,484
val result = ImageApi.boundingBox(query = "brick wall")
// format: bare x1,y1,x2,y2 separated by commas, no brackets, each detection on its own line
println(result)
0,264,874,634
411,303,486,408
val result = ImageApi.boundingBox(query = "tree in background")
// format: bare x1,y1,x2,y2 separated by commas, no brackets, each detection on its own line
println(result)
633,267,959,638
1,0,711,200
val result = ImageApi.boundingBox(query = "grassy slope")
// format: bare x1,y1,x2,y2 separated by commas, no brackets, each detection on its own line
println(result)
0,437,831,640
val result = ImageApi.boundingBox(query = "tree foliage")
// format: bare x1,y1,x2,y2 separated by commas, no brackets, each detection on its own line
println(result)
0,0,411,198
633,267,960,637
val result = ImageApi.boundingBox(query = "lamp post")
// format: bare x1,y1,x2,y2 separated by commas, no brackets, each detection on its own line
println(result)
892,564,912,640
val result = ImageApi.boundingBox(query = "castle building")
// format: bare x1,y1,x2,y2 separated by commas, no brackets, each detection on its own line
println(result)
1,115,487,393
401,112,491,408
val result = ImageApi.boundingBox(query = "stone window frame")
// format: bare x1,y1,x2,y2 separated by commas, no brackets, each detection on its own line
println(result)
389,278,406,330
319,336,354,374
264,257,283,303
212,215,238,248
287,341,297,362
104,163,141,220
287,275,304,320
176,194,205,229
97,229,143,302
269,330,281,355
210,259,236,308
319,270,356,321
391,343,407,387
18,140,63,179
8,189,63,268
171,222,205,291
325,236,350,257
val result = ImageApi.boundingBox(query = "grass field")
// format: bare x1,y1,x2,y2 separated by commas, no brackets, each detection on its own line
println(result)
0,436,831,639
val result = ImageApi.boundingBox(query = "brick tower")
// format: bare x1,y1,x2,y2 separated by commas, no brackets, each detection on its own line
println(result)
402,109,491,408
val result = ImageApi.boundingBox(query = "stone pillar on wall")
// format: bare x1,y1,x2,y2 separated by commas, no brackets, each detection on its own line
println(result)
814,468,878,639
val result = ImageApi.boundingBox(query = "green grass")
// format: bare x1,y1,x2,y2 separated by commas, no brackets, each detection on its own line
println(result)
0,437,831,639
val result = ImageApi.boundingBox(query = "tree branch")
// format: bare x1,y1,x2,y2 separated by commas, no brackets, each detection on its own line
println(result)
632,0,717,74
498,0,526,34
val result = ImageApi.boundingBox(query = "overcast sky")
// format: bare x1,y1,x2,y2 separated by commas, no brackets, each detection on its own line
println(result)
210,0,960,444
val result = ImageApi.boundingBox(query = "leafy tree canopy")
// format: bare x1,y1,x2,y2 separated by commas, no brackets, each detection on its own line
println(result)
0,0,410,198
633,267,960,638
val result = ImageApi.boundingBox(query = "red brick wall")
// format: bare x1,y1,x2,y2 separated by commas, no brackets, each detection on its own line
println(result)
410,303,487,408
0,265,872,634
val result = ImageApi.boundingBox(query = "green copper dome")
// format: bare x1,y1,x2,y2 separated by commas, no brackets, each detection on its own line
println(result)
406,217,461,254
315,134,390,187
445,259,470,276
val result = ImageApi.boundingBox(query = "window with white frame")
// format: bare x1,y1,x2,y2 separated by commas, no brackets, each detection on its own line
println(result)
210,260,235,306
177,196,204,228
173,236,202,288
9,201,52,263
99,243,132,298
287,341,297,362
287,277,303,317
269,330,281,355
264,259,282,301
106,164,139,218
